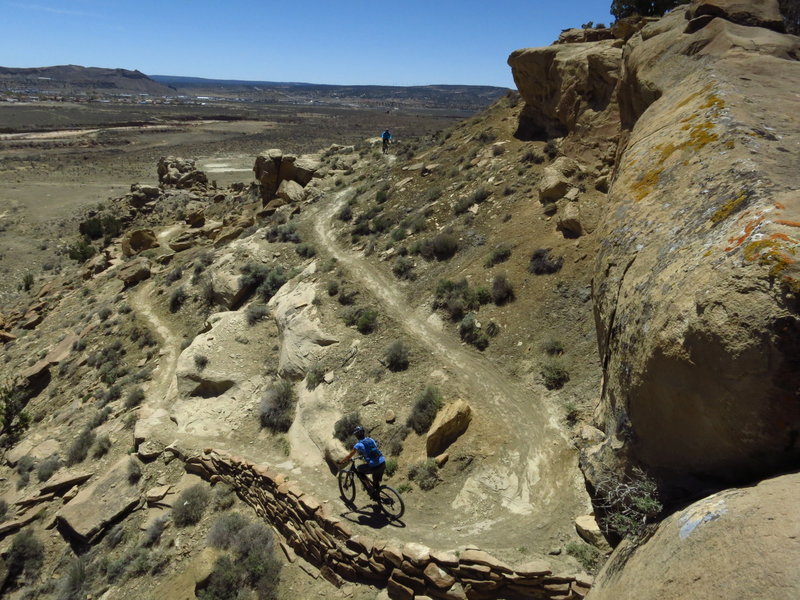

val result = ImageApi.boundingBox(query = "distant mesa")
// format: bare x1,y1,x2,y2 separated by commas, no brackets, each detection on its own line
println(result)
0,64,175,95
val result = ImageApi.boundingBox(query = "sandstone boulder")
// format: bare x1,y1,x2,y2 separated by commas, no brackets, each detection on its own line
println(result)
129,183,160,208
55,456,140,542
117,257,151,287
208,236,272,309
575,514,611,552
268,269,338,379
556,27,615,45
587,3,800,492
254,149,282,202
508,40,621,164
157,156,208,189
82,251,110,279
5,438,60,467
586,472,800,600
121,229,158,257
294,155,322,185
426,400,472,456
276,179,305,204
557,201,583,237
168,231,198,252
687,0,786,32
185,203,205,228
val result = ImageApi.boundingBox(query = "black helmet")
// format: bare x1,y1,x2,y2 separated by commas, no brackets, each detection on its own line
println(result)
353,426,365,439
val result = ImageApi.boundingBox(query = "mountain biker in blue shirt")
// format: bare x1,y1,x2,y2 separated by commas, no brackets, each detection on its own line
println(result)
381,130,392,153
339,426,386,497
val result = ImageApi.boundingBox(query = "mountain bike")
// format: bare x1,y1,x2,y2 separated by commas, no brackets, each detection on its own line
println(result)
338,458,405,521
382,138,391,154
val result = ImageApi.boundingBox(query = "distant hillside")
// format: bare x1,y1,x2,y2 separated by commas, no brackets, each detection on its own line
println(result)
150,74,508,110
0,65,175,95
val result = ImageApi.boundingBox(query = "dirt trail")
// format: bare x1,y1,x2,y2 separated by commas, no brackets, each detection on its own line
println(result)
310,188,591,549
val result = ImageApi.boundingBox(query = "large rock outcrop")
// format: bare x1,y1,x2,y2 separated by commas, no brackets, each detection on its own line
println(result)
157,156,208,189
253,149,321,204
585,472,800,600
586,1,800,492
508,40,622,166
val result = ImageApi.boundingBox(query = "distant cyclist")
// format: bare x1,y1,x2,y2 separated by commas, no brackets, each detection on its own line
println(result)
381,129,392,154
339,426,386,498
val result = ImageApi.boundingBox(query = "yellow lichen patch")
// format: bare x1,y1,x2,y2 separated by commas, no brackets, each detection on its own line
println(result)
657,142,678,162
631,168,664,201
699,93,725,111
710,193,747,225
724,139,735,149
686,121,719,151
742,239,798,279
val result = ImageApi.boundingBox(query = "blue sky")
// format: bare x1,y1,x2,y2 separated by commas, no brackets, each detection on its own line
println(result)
1,1,615,87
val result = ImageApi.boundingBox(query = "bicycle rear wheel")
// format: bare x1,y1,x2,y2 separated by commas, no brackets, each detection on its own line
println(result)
338,470,356,506
377,485,405,520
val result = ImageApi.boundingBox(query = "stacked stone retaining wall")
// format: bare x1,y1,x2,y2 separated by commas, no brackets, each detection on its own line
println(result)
179,448,592,600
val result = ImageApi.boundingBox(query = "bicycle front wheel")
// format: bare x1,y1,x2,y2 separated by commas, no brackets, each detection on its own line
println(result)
338,470,356,506
377,485,405,520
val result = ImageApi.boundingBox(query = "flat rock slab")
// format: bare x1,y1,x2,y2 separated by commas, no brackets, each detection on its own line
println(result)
55,456,140,542
39,470,94,495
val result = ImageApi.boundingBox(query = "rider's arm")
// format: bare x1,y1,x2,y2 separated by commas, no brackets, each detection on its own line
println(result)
339,448,357,465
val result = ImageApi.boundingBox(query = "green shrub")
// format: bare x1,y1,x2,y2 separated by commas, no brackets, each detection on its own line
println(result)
521,150,544,164
208,512,250,549
407,386,442,434
305,362,325,390
67,239,96,262
213,485,236,511
333,412,361,442
265,222,300,243
491,273,514,305
384,425,410,456
21,272,34,292
6,530,44,586
542,338,564,355
169,286,187,312
142,515,169,548
92,434,112,458
128,456,143,484
259,380,296,432
595,467,662,541
392,257,415,280
34,453,59,483
295,242,316,258
376,189,389,203
125,386,146,409
336,204,353,221
245,303,269,326
430,232,459,260
566,541,602,573
66,428,96,465
529,248,563,274
459,313,490,350
337,288,357,305
165,266,183,284
356,309,378,334
544,139,558,159
173,484,211,527
384,340,410,372
327,280,339,296
384,457,398,478
57,557,87,600
541,358,570,390
239,263,289,302
408,458,439,490
194,354,209,371
485,244,511,268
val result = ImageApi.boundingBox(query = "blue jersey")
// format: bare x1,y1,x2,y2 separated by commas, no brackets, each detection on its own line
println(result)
381,130,392,140
354,437,385,468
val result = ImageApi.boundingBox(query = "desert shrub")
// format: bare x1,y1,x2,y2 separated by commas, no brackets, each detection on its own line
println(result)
376,189,389,203
16,455,35,488
491,273,515,305
194,354,209,371
541,358,570,390
521,149,544,164
384,340,410,372
96,384,121,407
408,458,440,490
423,187,442,202
564,400,579,425
169,286,187,312
6,530,44,586
173,484,211,527
1,379,33,445
433,278,490,321
213,485,236,511
105,524,126,549
391,227,407,241
336,204,353,221
384,458,398,478
529,248,563,274
392,257,415,280
259,380,295,432
459,313,489,350
333,412,361,442
305,362,325,390
595,467,662,541
98,306,113,321
407,386,442,434
384,425,410,456
37,454,60,482
566,541,602,573
127,456,143,483
142,515,169,547
92,434,112,458
544,139,558,159
125,386,145,409
208,512,250,549
66,428,96,465
239,263,289,302
57,557,87,600
542,338,564,355
67,239,96,262
326,280,340,298
356,309,378,334
430,232,459,260
165,266,183,284
295,242,316,258
0,499,7,522
337,288,357,305
265,222,300,243
342,307,361,327
485,244,511,267
245,303,269,326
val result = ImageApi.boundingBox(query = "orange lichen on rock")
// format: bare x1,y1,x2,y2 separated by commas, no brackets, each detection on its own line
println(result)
725,214,766,251
775,219,800,227
742,239,797,278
